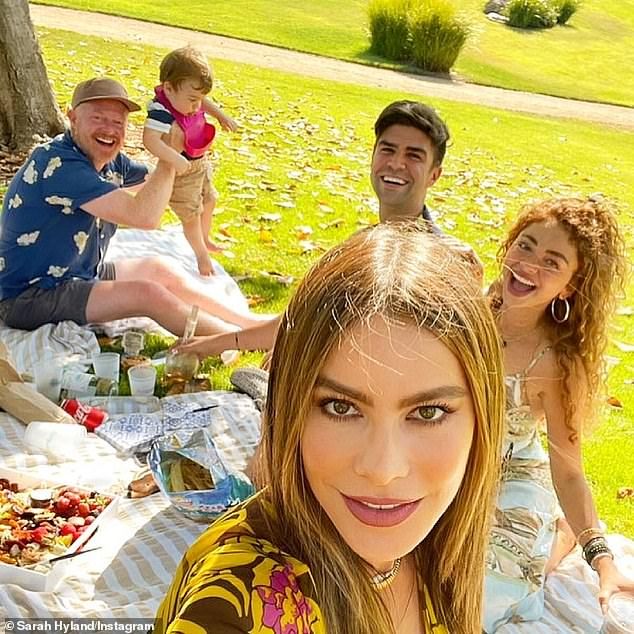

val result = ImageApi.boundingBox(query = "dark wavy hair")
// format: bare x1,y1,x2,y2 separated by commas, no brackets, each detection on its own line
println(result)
374,100,450,165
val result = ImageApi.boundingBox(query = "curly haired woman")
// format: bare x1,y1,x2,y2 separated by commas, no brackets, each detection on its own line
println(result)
484,197,634,630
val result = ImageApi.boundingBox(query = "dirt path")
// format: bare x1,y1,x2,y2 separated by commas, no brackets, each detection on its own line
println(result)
31,4,634,130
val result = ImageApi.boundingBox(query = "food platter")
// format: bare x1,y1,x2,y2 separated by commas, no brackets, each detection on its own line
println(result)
0,467,117,591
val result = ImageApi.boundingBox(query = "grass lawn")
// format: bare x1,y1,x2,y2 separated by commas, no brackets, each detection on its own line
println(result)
32,0,634,106
1,27,633,535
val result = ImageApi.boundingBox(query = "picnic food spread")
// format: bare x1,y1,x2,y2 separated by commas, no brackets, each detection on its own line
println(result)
0,478,112,567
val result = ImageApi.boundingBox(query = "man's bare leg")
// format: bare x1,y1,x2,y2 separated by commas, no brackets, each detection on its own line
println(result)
113,256,272,328
85,279,236,337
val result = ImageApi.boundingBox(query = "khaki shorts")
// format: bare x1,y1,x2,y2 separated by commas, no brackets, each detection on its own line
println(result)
170,156,217,223
0,261,116,330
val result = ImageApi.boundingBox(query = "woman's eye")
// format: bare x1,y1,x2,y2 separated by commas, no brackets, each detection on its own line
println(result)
411,405,446,423
322,399,358,418
545,258,559,269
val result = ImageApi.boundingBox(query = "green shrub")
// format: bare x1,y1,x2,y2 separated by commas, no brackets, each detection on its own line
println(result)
507,0,558,28
408,0,470,73
368,0,470,73
554,0,581,24
368,0,412,61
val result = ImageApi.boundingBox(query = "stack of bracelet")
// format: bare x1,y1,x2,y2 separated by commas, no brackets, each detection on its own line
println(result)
579,528,614,570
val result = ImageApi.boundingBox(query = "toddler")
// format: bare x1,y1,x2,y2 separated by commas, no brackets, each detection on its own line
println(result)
143,46,237,275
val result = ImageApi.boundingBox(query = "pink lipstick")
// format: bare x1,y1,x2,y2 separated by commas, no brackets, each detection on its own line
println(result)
342,494,421,528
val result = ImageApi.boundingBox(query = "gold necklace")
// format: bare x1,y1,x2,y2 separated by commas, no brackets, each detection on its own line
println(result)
371,557,402,590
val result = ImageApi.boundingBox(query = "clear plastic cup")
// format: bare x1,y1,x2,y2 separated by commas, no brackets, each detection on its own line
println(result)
92,352,120,382
23,421,87,460
32,356,66,402
128,365,157,396
601,593,634,633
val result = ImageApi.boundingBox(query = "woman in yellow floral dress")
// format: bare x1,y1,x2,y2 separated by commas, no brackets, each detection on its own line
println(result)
156,223,506,634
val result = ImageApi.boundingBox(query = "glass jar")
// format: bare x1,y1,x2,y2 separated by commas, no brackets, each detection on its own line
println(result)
163,349,199,393
122,330,145,357
59,371,118,400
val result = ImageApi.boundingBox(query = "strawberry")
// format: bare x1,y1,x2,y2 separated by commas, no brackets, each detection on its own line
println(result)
60,523,77,537
55,497,71,514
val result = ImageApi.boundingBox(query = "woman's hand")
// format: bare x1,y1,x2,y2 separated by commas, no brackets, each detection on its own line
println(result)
595,556,634,614
171,333,235,360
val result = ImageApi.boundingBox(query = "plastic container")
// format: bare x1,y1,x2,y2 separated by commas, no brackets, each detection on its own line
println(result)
23,421,87,460
92,352,120,383
601,593,634,633
84,395,161,415
128,365,157,396
0,467,117,592
32,357,66,402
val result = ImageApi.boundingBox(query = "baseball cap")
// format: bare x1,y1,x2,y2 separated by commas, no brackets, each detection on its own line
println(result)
71,77,141,112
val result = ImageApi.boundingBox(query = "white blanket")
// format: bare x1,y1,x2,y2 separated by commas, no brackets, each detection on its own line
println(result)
0,390,261,620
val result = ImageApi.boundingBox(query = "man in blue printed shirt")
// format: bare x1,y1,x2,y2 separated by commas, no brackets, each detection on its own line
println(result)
0,77,254,336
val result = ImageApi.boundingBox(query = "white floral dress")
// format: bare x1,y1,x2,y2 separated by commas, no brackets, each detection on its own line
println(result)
484,346,560,632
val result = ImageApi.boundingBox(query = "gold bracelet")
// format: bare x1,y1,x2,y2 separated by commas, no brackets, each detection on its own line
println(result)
576,527,604,544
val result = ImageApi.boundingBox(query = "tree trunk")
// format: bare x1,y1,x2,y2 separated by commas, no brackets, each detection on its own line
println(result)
0,0,64,151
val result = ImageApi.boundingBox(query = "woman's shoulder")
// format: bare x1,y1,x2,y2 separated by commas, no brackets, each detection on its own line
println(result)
156,493,326,633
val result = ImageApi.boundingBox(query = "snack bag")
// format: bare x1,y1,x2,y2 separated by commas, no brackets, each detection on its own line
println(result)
148,425,254,522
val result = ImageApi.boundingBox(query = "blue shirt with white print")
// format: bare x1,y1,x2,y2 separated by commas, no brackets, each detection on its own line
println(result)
0,131,147,300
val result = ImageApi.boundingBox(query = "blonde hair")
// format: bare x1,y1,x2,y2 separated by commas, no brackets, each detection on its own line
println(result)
257,223,505,634
495,197,628,441
159,46,213,93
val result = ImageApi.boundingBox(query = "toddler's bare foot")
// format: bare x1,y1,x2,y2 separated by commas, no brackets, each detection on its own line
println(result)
204,238,223,253
197,254,214,276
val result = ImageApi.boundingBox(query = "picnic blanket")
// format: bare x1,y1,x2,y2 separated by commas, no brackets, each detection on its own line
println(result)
0,390,261,620
0,225,249,371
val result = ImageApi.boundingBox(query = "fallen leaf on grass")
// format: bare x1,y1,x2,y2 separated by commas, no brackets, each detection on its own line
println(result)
215,234,237,244
298,240,322,254
259,228,274,243
606,396,623,408
614,341,634,353
247,295,267,307
319,218,346,230
259,213,282,223
263,271,294,286
616,488,634,499
274,200,296,209
318,202,334,213
295,225,313,240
